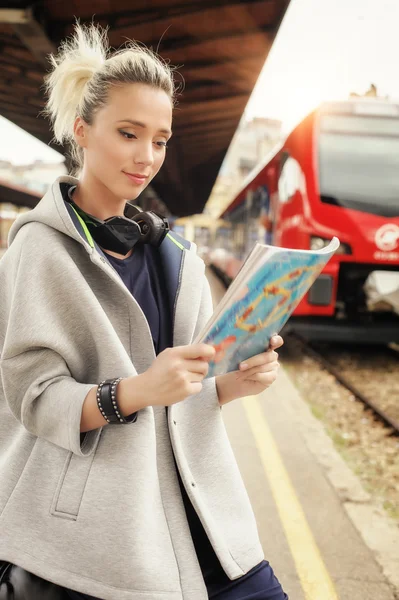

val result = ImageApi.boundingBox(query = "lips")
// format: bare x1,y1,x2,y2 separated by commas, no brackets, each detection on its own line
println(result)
123,172,149,185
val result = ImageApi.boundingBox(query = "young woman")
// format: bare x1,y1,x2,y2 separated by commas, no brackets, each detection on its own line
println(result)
0,23,287,600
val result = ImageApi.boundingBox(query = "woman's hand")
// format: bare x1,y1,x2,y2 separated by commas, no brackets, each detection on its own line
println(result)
215,335,284,405
139,343,216,407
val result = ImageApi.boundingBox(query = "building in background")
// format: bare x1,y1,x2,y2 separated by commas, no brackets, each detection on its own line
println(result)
205,117,283,218
172,213,232,258
0,159,67,195
0,179,38,256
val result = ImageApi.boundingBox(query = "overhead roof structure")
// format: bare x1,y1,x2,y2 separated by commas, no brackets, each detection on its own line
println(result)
0,1,290,216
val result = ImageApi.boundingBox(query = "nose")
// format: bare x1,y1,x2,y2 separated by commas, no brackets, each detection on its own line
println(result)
133,140,154,168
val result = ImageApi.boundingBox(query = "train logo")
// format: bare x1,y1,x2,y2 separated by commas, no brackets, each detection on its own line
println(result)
374,224,399,251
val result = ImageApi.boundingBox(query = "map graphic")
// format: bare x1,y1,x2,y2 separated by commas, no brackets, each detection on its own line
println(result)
202,241,338,378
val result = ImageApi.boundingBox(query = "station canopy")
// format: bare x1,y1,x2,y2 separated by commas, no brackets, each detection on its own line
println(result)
0,0,290,216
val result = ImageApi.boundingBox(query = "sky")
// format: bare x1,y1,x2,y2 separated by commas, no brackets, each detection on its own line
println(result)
244,0,399,132
1,0,399,165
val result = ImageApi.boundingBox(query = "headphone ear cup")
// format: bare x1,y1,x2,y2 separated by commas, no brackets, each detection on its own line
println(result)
0,562,12,584
3,565,65,599
124,202,142,220
131,213,154,244
0,562,14,599
132,212,169,247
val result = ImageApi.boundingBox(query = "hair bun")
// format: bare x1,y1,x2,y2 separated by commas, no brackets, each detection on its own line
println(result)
43,22,108,144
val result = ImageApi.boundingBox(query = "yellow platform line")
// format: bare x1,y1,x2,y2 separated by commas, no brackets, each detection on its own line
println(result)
242,396,339,600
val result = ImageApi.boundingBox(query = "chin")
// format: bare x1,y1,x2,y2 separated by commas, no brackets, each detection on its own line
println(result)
107,182,141,202
123,188,141,201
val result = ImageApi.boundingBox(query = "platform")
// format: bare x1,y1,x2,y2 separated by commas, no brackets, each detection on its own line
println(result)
207,268,399,600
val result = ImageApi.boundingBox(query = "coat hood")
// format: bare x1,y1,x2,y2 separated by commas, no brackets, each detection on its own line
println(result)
8,176,92,252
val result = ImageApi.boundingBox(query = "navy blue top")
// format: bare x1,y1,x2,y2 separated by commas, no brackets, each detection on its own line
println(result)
105,244,170,355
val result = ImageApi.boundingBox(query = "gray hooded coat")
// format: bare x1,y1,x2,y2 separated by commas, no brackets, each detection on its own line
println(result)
0,176,264,600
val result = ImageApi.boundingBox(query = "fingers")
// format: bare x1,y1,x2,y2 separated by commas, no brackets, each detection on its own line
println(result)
239,349,279,371
180,344,216,361
237,360,279,380
182,358,209,377
269,335,284,350
187,370,207,383
246,370,279,385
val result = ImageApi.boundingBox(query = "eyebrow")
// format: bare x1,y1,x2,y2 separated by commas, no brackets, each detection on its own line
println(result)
117,119,172,136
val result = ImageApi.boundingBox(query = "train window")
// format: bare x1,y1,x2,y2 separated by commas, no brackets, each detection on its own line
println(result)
319,114,399,217
233,224,246,260
247,222,260,254
248,190,261,219
278,156,305,204
279,150,290,176
215,227,232,251
194,226,211,248
245,190,254,216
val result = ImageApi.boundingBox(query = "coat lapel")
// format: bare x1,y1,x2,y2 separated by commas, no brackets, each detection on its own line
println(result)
158,233,204,347
157,232,187,339
173,247,205,347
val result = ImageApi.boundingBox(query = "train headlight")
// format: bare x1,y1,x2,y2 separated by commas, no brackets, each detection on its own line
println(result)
310,236,352,254
310,236,328,250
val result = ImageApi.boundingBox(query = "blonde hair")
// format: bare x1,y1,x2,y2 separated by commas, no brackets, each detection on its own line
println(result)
43,22,177,174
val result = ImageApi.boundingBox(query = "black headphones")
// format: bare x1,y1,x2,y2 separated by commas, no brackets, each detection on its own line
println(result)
0,561,13,592
67,186,170,255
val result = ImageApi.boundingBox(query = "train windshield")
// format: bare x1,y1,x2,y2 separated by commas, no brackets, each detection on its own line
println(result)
318,113,399,217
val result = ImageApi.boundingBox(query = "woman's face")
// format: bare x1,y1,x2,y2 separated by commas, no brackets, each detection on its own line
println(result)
75,83,173,200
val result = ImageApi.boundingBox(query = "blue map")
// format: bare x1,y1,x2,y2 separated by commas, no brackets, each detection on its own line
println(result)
203,244,337,378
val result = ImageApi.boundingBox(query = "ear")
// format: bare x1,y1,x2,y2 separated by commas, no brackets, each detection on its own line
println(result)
73,116,89,149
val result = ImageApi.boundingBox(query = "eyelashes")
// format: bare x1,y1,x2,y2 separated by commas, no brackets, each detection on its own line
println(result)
119,130,168,148
120,131,136,140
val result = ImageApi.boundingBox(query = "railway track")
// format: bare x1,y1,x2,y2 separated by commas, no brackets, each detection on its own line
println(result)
291,333,399,436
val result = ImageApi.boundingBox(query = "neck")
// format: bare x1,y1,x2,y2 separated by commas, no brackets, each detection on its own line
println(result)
71,169,127,220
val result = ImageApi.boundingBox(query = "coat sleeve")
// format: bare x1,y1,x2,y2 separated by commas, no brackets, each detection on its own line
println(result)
0,225,103,457
1,351,99,456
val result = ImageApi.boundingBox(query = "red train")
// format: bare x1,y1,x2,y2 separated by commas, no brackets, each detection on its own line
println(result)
217,98,399,343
